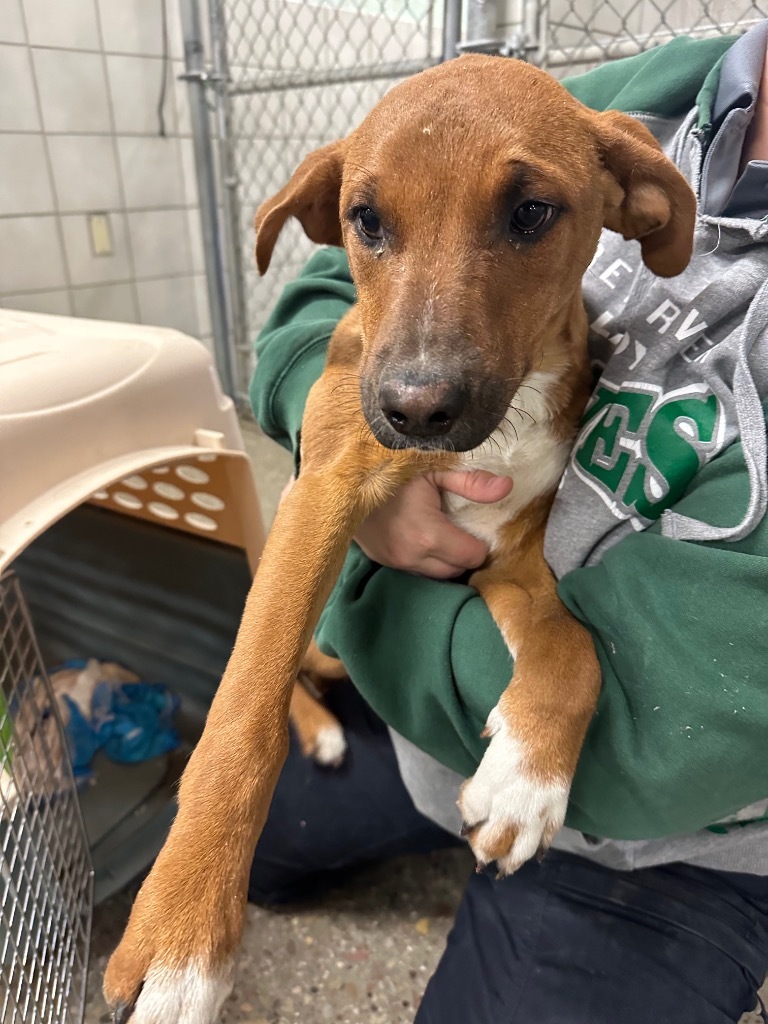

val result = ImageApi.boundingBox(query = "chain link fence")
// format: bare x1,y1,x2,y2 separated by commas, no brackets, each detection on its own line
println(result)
195,0,767,400
502,0,768,75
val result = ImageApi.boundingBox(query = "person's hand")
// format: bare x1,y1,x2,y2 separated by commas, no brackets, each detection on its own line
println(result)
355,470,513,579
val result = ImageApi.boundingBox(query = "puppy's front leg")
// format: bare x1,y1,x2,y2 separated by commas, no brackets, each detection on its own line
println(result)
104,359,449,1024
459,523,601,876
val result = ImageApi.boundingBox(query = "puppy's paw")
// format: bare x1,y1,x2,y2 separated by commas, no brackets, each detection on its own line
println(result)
107,960,235,1024
104,848,243,1024
458,706,568,877
309,722,348,768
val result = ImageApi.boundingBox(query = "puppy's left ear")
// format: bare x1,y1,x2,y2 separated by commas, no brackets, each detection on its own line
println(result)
254,139,346,275
594,109,696,278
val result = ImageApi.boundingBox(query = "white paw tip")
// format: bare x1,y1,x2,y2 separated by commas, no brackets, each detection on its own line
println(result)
131,962,235,1024
482,705,504,738
313,724,347,767
458,721,569,874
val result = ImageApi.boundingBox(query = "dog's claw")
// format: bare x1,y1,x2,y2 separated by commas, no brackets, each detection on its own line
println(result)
112,999,135,1024
536,843,548,863
475,860,487,874
110,981,142,1024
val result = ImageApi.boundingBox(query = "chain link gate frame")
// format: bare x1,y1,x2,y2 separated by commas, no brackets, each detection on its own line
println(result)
180,0,767,403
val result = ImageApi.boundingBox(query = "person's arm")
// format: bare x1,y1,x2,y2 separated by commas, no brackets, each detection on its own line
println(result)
250,247,355,461
315,418,768,841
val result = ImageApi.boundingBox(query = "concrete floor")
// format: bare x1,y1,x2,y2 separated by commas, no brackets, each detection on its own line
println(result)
83,420,768,1023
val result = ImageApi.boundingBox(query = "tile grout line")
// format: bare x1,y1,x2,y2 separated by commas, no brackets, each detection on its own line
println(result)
93,0,142,325
20,8,74,314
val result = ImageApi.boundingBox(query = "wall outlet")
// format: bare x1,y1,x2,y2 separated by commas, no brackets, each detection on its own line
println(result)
88,213,113,257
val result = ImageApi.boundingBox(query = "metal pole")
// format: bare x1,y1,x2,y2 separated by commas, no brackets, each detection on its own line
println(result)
442,0,462,61
209,0,249,379
179,0,238,401
465,0,497,51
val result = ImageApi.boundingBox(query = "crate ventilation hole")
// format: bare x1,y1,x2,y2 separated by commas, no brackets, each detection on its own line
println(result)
89,457,225,534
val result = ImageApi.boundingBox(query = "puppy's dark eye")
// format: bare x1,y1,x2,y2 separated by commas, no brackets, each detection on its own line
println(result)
510,201,556,236
356,207,383,242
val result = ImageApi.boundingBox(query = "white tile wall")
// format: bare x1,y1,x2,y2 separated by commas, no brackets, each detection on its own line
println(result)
0,0,213,351
22,0,101,51
32,49,111,133
0,44,41,131
107,55,177,135
71,282,139,321
128,208,191,277
96,0,169,57
117,135,185,208
136,274,199,335
48,135,122,212
0,134,54,214
0,216,67,292
3,0,27,45
60,211,133,285
164,0,184,61
0,289,72,315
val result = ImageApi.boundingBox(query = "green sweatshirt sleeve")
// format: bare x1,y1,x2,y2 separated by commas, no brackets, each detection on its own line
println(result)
249,247,354,457
561,34,734,118
316,422,768,840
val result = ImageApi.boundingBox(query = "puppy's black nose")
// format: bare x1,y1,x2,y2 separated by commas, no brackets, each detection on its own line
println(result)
379,377,468,437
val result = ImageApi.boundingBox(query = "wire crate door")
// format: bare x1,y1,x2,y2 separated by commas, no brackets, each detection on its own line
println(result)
1,572,93,1024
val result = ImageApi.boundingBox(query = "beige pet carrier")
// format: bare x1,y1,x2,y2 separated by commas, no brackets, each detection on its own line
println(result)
1,309,265,1023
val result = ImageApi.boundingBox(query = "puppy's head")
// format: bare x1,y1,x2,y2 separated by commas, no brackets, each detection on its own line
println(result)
255,55,696,452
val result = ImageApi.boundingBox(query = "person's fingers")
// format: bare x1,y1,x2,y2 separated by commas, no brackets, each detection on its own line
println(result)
432,469,513,504
423,517,488,571
414,556,476,580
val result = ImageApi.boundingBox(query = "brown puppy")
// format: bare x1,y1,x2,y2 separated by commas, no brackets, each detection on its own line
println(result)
105,55,696,1023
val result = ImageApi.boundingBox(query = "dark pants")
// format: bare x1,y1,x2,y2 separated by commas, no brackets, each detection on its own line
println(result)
249,685,768,1023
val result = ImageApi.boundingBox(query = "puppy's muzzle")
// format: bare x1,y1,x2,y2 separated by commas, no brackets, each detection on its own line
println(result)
379,375,469,440
363,364,509,452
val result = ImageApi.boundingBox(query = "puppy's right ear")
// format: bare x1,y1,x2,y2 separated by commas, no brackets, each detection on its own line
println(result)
254,140,346,275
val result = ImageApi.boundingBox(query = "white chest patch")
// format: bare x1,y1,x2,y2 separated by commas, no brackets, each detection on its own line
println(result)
443,370,571,550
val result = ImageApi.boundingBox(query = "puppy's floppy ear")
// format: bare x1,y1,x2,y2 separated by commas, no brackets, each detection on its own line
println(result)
594,109,696,278
254,139,346,275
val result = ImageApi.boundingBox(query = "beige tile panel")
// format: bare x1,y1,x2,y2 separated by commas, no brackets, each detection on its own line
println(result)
128,208,191,278
107,54,178,135
0,44,40,131
48,135,122,213
117,135,184,209
71,282,139,322
0,215,67,292
0,289,72,315
0,134,54,215
136,274,199,335
1,0,26,44
22,0,101,51
32,48,111,133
